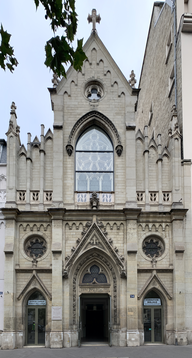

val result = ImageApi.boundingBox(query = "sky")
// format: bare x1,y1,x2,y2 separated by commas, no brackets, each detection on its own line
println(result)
0,0,158,145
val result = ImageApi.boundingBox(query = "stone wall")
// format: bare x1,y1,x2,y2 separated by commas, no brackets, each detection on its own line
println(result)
136,3,175,149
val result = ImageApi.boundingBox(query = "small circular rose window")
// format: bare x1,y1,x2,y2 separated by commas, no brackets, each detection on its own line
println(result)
25,236,47,259
142,236,164,258
85,81,104,101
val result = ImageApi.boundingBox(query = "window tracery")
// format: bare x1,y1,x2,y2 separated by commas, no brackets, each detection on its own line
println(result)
142,236,164,258
25,236,47,259
82,265,107,284
76,126,114,192
85,82,103,101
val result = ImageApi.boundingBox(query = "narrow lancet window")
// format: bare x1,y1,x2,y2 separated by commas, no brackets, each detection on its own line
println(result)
76,126,114,192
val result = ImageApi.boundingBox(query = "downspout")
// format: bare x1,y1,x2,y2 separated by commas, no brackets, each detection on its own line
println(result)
173,0,177,108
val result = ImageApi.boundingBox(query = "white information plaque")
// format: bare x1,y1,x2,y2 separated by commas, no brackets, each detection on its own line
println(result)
28,300,46,306
144,298,161,306
52,306,62,320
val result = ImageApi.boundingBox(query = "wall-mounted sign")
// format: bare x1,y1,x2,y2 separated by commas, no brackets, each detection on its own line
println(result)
130,295,135,298
0,292,3,295
52,306,62,321
144,298,161,306
28,300,46,306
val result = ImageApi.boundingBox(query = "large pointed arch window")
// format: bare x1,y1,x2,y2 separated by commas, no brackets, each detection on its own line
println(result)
76,126,114,192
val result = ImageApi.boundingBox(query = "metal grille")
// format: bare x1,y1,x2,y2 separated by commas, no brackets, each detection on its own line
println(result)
82,265,107,284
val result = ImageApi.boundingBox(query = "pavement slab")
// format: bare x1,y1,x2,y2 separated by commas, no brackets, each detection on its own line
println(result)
0,346,192,358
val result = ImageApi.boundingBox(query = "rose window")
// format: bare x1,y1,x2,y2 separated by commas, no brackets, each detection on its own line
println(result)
25,236,47,259
85,82,103,101
82,265,107,284
142,237,164,258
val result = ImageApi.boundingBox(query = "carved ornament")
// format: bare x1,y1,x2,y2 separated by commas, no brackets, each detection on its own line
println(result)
138,272,172,300
63,220,125,277
90,192,99,209
66,111,123,156
17,271,52,301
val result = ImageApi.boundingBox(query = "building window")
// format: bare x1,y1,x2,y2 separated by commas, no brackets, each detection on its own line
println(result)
25,236,47,259
143,236,164,258
76,126,114,192
82,265,107,284
85,81,104,101
88,88,101,100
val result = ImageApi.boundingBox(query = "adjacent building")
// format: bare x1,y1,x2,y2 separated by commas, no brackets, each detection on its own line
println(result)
0,139,7,341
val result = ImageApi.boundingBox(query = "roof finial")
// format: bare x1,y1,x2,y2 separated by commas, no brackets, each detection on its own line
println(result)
52,73,59,87
87,9,101,32
128,70,137,88
10,101,17,117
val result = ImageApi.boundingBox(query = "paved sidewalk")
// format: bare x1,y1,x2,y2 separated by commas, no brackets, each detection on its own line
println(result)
0,345,192,358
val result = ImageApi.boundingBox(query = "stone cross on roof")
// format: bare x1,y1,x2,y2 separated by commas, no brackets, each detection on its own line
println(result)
87,9,101,32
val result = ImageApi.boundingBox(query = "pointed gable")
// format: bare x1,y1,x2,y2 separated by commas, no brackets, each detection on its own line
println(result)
56,32,136,97
64,220,126,277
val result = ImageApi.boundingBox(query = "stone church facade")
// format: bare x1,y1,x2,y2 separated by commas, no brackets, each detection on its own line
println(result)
1,4,192,349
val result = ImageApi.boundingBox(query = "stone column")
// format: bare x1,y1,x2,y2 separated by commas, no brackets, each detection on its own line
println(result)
124,208,141,346
144,126,149,209
39,125,45,210
171,208,188,345
1,208,19,350
157,134,163,207
48,209,65,348
50,92,64,206
26,133,32,210
125,124,137,207
6,105,20,206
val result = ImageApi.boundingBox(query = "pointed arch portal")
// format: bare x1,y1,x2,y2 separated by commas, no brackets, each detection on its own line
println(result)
143,290,163,343
26,290,46,346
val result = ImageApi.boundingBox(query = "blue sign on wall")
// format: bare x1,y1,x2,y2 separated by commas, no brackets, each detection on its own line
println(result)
130,294,135,298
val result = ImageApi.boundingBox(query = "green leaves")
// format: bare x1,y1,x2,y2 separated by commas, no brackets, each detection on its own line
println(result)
0,1,86,76
73,39,87,72
42,0,86,77
45,36,87,77
0,24,18,72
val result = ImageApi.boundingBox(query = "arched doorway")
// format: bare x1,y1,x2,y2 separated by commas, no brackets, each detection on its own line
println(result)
26,291,46,345
143,290,163,343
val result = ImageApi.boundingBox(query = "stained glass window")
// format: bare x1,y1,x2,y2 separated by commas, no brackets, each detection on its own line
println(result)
76,127,114,192
82,265,107,284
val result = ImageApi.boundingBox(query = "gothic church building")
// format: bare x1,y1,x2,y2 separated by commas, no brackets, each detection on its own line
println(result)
1,3,192,349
